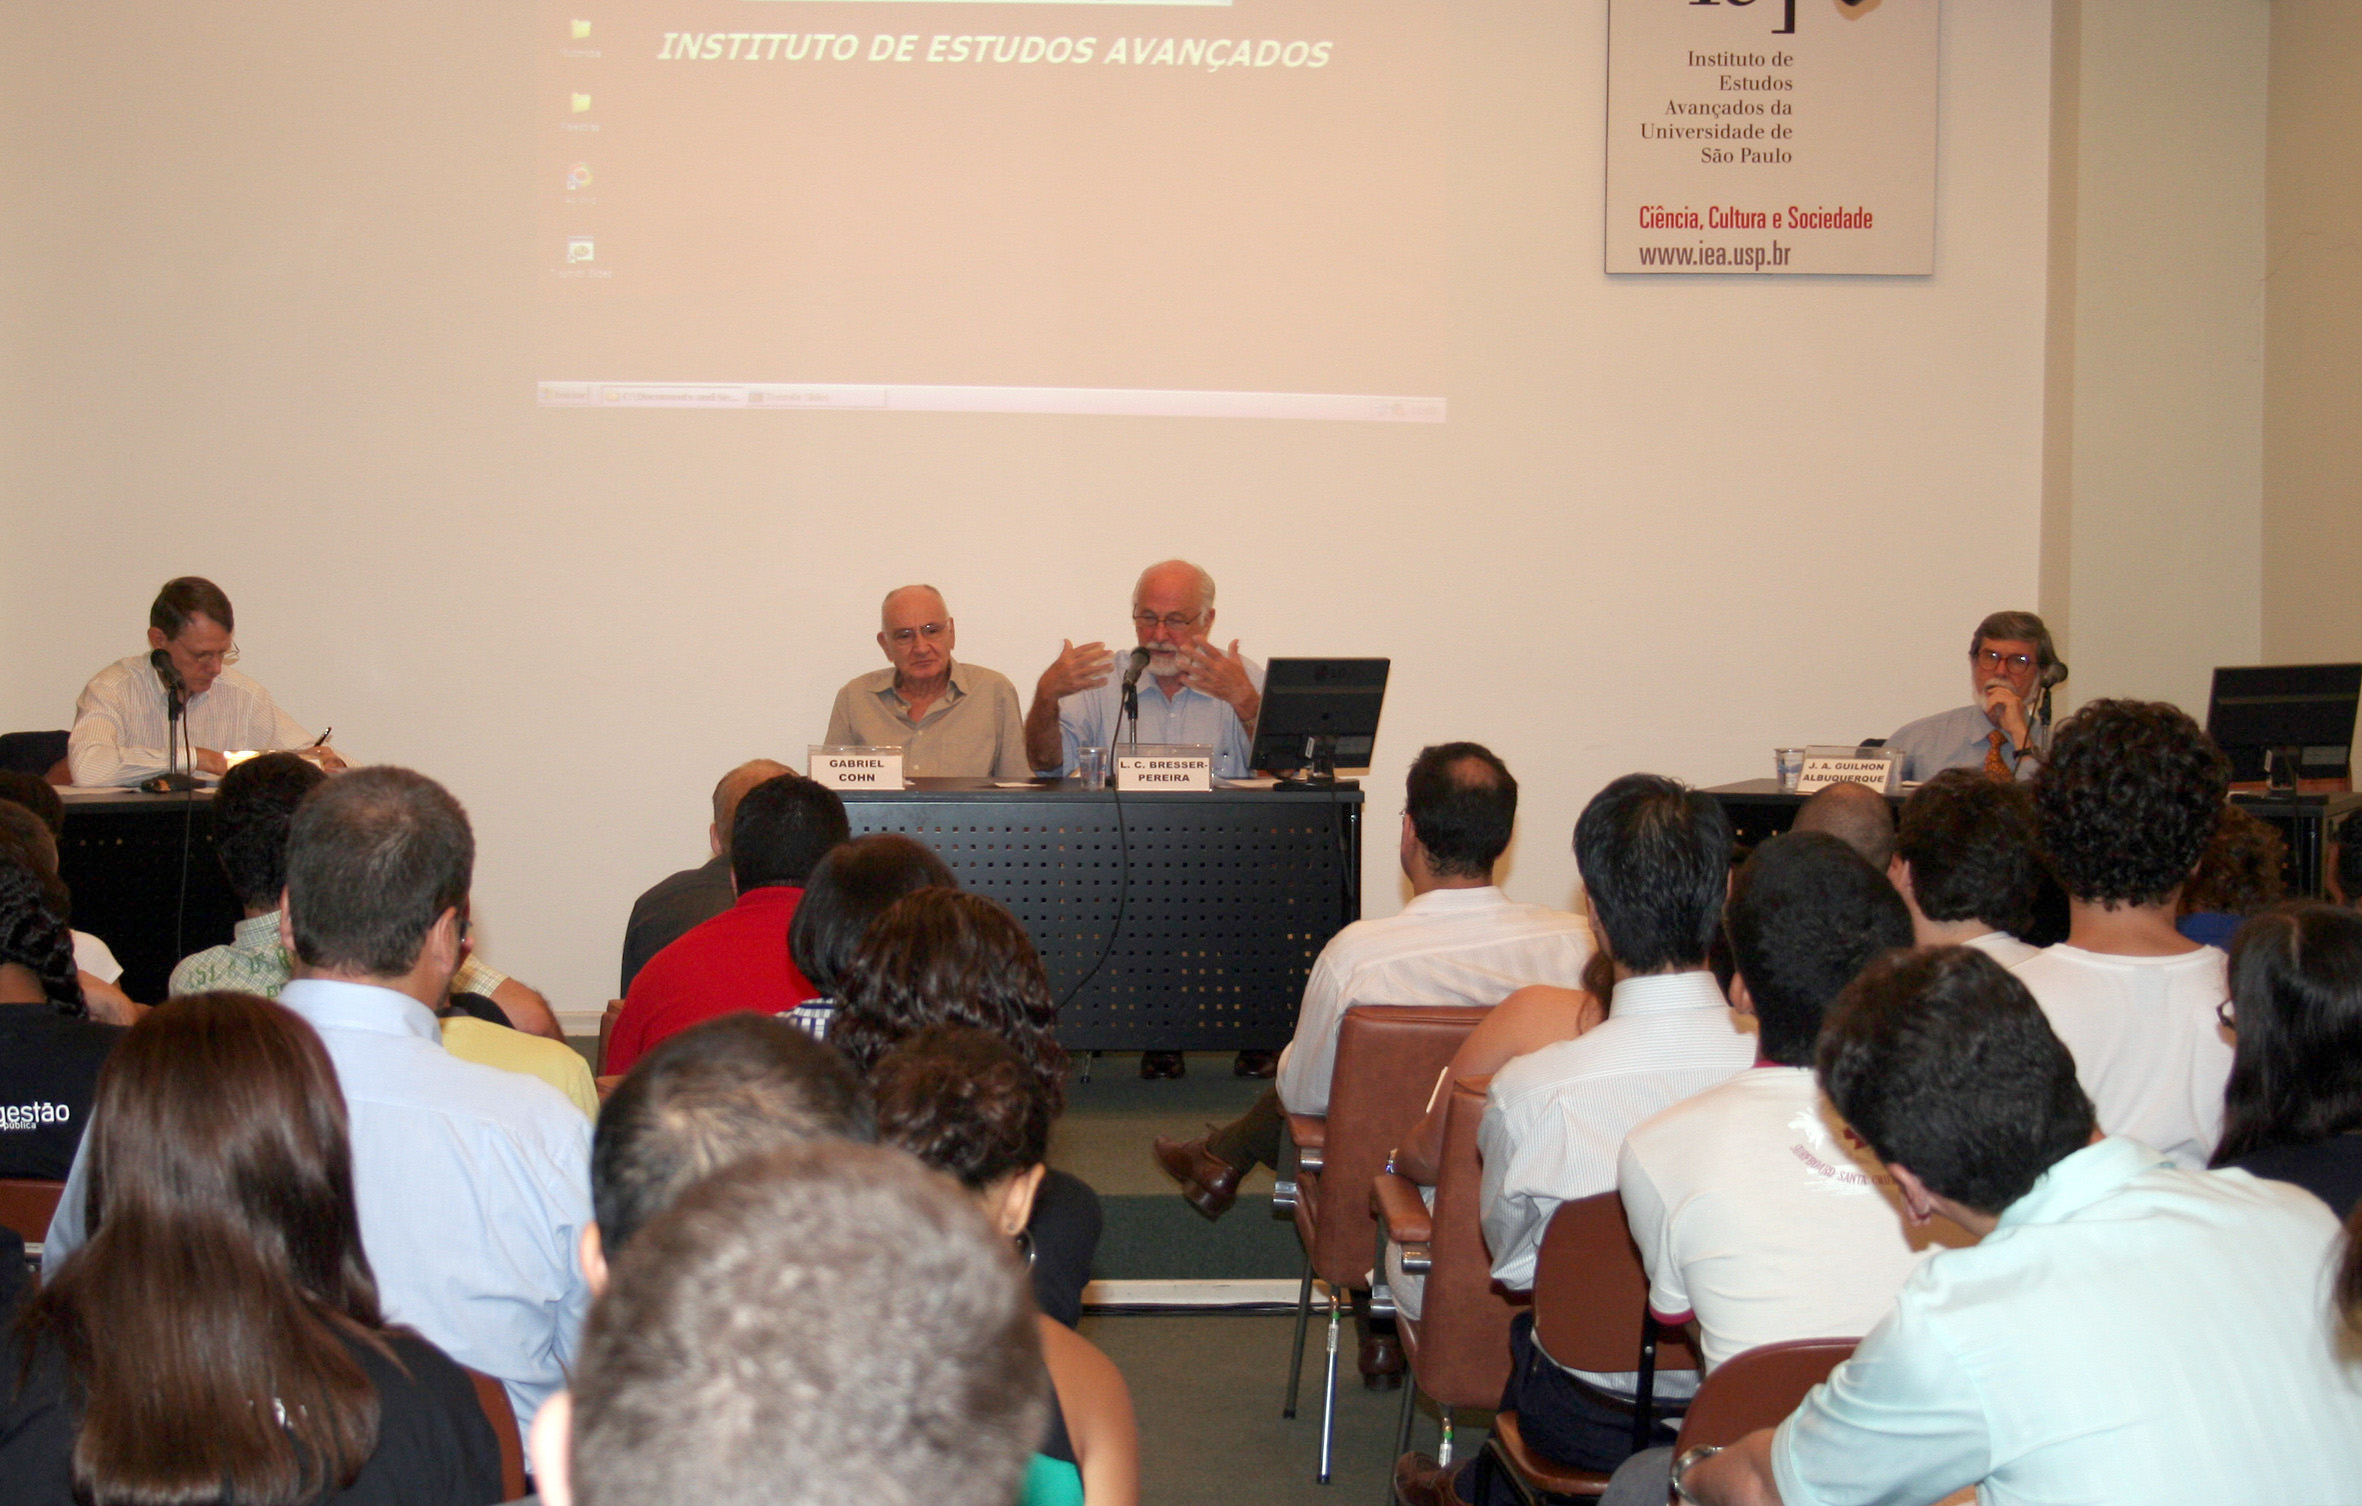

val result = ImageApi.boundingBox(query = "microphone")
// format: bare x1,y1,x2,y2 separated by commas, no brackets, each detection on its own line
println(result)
1121,647,1151,689
149,647,184,697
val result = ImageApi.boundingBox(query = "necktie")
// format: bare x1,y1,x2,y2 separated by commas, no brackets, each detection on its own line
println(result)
1984,729,2011,781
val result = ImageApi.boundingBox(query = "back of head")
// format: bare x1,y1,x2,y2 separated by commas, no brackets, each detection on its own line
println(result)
831,888,1067,1109
1894,769,2039,934
2214,903,2362,1164
593,1013,876,1253
151,576,236,638
710,759,793,858
2033,698,2229,907
0,801,59,878
1817,947,2094,1216
574,1142,1048,1506
729,774,851,891
1726,832,1913,1066
285,767,473,977
1405,742,1517,879
871,1024,1052,1190
0,846,82,1013
213,753,330,912
0,771,65,840
789,834,958,997
2179,804,2288,918
1791,781,1896,872
1574,773,1731,974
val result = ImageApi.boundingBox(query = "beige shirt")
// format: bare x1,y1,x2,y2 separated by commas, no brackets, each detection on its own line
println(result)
824,659,1030,780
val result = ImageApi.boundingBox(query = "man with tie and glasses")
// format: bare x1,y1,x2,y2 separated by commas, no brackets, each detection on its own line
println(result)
825,584,1031,781
1884,611,2068,784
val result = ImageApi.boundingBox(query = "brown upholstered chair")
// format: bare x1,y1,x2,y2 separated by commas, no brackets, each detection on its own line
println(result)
1483,1192,1703,1501
0,1178,66,1249
465,1367,529,1500
1668,1337,1856,1454
1272,1003,1485,1482
595,998,625,1075
1373,1075,1530,1474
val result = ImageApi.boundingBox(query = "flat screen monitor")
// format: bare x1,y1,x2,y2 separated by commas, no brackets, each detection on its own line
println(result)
1250,659,1390,776
2204,663,2361,783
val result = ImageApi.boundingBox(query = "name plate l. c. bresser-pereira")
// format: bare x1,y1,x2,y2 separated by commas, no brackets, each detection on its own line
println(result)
1795,746,1902,796
807,746,905,791
1114,745,1213,792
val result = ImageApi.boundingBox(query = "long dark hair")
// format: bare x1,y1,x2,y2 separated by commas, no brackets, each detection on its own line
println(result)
16,992,389,1505
0,847,83,1014
2212,904,2362,1166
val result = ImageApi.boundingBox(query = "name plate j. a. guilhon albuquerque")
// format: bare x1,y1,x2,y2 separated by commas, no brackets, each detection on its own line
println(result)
1606,0,1938,275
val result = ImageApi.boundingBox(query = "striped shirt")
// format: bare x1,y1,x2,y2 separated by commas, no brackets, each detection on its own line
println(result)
68,654,316,787
1480,969,1754,1290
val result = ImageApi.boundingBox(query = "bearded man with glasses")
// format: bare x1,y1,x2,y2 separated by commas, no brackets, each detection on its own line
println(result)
1883,610,2068,784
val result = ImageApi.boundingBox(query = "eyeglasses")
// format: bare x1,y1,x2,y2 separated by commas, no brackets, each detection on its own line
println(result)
886,622,950,646
178,641,241,668
1974,649,2034,674
2216,999,2235,1032
1133,611,1206,633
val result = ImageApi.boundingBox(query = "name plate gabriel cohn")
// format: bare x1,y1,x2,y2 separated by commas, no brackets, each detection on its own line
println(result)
1114,745,1213,792
808,746,905,791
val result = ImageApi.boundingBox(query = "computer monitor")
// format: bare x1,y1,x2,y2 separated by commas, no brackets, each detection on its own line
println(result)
2204,663,2361,784
1249,658,1390,784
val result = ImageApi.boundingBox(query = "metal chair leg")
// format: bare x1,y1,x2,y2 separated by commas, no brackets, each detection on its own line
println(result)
1284,1260,1315,1418
1318,1286,1342,1483
1437,1408,1457,1469
1395,1377,1419,1454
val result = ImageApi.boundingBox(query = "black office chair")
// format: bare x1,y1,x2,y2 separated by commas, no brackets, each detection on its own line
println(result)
0,730,69,781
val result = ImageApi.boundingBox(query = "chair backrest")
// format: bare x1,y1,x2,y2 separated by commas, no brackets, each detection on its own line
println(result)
1530,1192,1701,1377
596,999,625,1075
0,1178,66,1244
1305,1004,1487,1287
1670,1338,1857,1453
465,1367,529,1500
1403,1076,1530,1410
0,730,69,782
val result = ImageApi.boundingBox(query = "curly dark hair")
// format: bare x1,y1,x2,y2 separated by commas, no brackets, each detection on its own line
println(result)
831,889,1067,1113
2032,699,2229,907
1894,770,2040,935
0,848,85,1014
2179,805,2288,919
871,1025,1052,1191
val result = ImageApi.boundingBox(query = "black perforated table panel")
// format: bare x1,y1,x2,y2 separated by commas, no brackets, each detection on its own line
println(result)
843,783,1364,1051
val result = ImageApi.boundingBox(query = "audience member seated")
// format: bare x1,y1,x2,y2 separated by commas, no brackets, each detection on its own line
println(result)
2017,698,2234,1169
582,1011,875,1293
2174,803,2288,949
0,851,123,1181
1787,780,1894,870
1155,743,1591,1224
529,1142,1047,1506
785,832,957,1039
1886,768,2042,965
605,772,848,1075
1679,946,2362,1506
2208,902,2362,1220
618,758,790,996
1414,776,1752,1498
875,1026,1141,1506
1,992,501,1506
46,767,592,1430
834,887,1101,1327
0,798,138,1023
1598,832,1955,1506
170,753,564,1038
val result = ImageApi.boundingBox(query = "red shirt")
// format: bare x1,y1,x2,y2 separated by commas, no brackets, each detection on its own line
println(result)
605,885,815,1074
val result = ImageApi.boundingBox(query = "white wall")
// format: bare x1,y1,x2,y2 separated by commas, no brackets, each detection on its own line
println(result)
1,2,2056,1019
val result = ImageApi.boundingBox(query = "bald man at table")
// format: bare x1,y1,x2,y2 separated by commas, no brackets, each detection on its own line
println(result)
824,585,1031,781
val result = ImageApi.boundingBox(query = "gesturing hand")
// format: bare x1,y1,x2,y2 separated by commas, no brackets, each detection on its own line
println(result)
1037,639,1116,702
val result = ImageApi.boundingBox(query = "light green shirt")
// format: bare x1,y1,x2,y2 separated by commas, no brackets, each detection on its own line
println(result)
824,659,1031,780
169,910,509,1000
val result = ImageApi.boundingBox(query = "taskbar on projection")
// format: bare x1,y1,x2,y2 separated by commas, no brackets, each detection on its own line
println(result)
535,381,1446,422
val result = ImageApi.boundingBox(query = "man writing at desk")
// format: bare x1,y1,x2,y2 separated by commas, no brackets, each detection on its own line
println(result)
824,584,1030,780
68,576,346,787
1883,610,2065,784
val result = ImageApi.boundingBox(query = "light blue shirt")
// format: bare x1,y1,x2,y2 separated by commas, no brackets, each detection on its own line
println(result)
1772,1136,2362,1506
1883,702,2046,783
44,978,592,1429
1054,655,1264,779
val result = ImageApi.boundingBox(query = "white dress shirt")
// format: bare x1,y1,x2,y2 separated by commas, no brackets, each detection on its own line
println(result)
1274,885,1592,1116
2013,943,2233,1169
1479,969,1754,1290
68,653,315,786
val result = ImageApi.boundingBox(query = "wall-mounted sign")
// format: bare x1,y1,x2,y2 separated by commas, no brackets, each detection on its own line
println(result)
1606,0,1939,275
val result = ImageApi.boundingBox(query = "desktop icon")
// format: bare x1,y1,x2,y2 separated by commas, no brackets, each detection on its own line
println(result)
566,237,596,264
566,162,593,191
571,18,592,39
571,93,592,113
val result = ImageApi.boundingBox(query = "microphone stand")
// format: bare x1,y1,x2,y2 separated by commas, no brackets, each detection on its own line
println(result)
150,666,198,792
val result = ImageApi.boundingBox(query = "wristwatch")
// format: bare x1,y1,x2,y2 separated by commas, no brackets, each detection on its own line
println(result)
1671,1445,1722,1504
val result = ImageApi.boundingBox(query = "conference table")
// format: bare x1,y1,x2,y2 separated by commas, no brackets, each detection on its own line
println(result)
52,780,1366,1052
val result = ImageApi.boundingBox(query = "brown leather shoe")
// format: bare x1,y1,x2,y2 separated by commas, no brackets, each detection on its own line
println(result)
1393,1451,1466,1506
1359,1331,1405,1389
1151,1132,1245,1220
